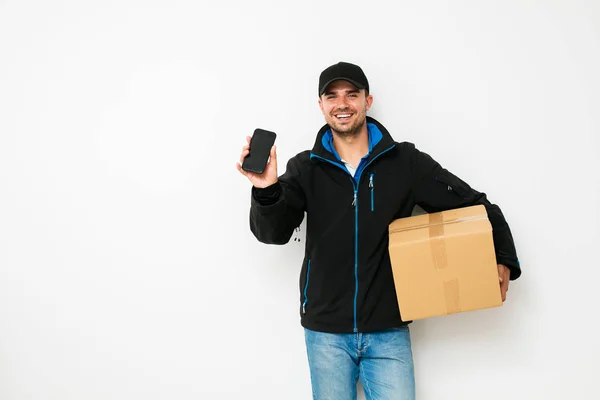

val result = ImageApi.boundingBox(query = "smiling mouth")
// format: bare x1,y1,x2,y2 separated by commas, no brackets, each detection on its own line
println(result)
334,113,353,121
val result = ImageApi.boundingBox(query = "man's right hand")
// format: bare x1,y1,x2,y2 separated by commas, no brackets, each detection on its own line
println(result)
236,135,279,188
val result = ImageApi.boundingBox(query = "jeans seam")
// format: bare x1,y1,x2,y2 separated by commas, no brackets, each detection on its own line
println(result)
359,362,373,400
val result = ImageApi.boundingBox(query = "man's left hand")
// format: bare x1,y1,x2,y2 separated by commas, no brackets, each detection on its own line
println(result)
497,264,510,302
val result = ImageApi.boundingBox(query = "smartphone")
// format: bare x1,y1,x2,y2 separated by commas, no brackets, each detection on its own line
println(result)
242,128,277,174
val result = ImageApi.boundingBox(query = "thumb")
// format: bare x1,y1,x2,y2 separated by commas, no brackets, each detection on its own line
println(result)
270,145,277,161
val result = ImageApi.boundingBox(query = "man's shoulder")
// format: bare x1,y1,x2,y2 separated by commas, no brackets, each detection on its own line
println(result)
394,141,416,151
289,150,312,164
381,141,417,160
283,150,312,175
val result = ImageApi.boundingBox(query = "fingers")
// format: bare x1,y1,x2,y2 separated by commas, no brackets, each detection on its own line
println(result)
236,162,257,183
241,142,250,155
239,148,249,165
237,138,274,184
236,140,250,177
497,264,510,302
501,271,509,291
502,273,509,301
239,139,251,166
497,264,509,283
236,162,248,177
497,264,503,283
236,138,254,180
501,278,509,302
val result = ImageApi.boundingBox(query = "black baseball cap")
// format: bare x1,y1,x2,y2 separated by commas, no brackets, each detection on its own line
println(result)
318,62,369,96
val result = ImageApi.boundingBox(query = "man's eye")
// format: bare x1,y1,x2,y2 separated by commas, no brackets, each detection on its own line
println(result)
326,96,335,100
348,93,357,98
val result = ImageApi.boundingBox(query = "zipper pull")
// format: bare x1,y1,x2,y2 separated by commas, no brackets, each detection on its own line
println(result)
370,173,375,212
352,191,357,207
302,305,306,314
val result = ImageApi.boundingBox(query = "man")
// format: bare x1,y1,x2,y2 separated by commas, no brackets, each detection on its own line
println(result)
236,62,521,400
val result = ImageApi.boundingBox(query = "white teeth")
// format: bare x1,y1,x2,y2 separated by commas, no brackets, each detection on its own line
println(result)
336,114,351,118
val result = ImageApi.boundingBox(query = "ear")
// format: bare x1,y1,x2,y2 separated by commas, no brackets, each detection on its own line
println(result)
318,97,324,112
365,93,374,111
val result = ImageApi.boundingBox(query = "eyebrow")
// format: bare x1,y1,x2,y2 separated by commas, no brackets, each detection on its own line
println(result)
324,89,360,96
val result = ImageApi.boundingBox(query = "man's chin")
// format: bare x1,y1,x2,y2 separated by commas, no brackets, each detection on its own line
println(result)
329,121,361,137
332,127,360,138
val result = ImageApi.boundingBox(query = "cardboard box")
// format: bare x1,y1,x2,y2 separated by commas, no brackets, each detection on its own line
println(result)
388,205,502,321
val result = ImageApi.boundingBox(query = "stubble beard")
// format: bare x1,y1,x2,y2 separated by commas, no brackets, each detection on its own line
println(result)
328,107,368,139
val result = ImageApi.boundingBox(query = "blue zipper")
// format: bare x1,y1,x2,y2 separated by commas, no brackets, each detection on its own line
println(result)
312,144,395,333
352,183,359,332
351,146,394,332
302,259,311,314
369,173,374,212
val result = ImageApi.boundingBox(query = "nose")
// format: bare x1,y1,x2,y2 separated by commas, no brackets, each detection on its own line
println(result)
334,95,349,110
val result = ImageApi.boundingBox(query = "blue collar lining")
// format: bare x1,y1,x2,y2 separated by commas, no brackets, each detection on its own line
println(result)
321,123,383,160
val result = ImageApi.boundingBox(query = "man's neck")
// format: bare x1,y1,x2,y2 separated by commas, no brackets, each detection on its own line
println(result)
332,125,370,168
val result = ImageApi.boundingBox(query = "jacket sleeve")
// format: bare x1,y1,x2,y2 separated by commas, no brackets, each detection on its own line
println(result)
249,155,306,245
411,146,521,280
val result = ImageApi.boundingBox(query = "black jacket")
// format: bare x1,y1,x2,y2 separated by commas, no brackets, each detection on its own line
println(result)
250,117,520,333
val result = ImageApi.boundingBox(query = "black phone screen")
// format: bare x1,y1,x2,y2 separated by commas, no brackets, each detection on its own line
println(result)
242,128,277,174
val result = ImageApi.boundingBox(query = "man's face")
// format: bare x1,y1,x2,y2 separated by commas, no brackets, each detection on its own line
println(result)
319,80,373,138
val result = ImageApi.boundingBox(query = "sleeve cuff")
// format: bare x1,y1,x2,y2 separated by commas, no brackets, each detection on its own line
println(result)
498,258,521,280
252,182,282,206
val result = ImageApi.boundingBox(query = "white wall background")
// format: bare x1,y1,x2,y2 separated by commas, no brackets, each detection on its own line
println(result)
1,0,598,399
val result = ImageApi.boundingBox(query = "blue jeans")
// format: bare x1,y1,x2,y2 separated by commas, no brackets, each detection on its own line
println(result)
304,326,415,400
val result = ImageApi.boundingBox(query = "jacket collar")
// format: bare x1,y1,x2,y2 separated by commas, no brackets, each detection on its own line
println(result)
310,116,396,164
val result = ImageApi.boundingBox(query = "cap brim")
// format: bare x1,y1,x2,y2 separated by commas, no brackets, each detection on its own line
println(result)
319,78,366,96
